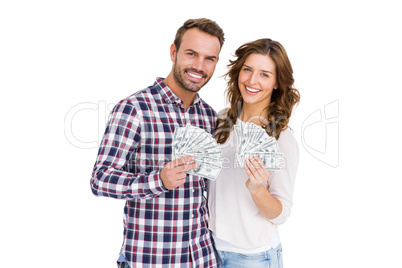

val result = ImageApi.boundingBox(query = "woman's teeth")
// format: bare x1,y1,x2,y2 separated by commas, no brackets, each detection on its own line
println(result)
246,86,261,93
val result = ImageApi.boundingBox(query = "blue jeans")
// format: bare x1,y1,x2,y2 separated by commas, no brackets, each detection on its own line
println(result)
117,261,130,268
217,244,283,268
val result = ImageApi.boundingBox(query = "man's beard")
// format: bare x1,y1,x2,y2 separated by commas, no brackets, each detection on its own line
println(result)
172,62,211,93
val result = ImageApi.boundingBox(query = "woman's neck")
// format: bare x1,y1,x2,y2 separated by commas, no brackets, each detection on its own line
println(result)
239,103,269,126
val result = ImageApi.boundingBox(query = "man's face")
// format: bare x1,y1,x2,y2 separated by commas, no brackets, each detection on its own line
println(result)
171,28,220,93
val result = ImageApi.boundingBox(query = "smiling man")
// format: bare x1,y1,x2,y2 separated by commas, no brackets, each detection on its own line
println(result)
90,18,224,268
165,25,222,108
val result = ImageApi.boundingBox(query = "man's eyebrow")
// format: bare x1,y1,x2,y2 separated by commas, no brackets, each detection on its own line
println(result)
185,49,218,59
243,64,273,74
185,49,198,54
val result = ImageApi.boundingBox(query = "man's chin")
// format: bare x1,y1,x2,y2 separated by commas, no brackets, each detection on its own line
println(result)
183,82,203,93
185,87,201,93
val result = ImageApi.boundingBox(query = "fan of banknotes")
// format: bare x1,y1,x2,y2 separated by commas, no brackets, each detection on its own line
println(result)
234,120,285,170
172,124,223,180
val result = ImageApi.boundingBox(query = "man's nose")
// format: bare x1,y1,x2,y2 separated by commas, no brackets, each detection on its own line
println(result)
191,57,205,72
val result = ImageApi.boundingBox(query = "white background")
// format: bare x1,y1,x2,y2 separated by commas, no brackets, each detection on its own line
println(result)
1,0,401,267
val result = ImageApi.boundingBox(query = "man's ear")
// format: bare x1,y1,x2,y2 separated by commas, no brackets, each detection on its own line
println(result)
170,44,177,62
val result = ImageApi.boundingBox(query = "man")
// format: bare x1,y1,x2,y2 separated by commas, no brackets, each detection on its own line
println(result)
90,18,225,268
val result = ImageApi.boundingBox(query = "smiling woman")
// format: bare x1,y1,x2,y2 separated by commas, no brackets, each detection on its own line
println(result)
209,38,300,268
216,39,300,142
238,53,278,113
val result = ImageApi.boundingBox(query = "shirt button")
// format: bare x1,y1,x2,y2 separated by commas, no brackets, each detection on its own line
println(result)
192,189,195,193
192,214,194,218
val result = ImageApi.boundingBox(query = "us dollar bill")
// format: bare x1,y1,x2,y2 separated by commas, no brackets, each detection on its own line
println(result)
172,124,222,180
235,121,285,171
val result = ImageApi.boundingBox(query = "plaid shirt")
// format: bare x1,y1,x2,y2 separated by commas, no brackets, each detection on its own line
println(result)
91,78,218,268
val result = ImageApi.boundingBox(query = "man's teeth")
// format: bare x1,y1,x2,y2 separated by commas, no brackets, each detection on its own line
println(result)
246,86,261,93
188,72,202,79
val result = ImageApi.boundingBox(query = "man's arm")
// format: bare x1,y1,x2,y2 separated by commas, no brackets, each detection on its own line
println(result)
90,99,167,200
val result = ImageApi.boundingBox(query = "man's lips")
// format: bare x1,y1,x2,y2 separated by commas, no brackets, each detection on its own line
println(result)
185,68,206,81
187,72,203,79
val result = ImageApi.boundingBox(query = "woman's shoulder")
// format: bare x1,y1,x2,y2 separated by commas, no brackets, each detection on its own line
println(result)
278,127,296,141
277,128,299,156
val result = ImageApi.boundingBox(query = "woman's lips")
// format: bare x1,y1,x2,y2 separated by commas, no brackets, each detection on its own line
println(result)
245,86,261,94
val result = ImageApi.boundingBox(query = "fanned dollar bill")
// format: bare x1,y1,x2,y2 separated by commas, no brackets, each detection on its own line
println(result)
234,121,285,170
172,124,223,180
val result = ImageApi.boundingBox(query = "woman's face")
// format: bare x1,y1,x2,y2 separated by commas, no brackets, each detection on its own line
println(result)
238,53,277,109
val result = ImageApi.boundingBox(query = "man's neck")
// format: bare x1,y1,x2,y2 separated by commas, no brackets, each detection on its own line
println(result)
164,74,196,109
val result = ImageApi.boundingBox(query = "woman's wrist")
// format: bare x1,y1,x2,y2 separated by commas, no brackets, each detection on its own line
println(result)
246,181,266,195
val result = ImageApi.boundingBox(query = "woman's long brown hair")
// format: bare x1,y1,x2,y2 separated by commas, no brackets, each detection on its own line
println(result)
215,38,300,143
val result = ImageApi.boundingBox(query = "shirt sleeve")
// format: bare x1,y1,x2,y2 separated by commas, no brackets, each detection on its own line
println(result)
267,129,299,225
90,99,168,200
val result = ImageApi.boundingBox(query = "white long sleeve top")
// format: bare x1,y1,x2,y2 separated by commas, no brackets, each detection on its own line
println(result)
208,118,299,252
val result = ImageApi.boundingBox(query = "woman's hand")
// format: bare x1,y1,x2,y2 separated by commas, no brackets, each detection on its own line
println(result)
244,155,283,220
244,155,270,193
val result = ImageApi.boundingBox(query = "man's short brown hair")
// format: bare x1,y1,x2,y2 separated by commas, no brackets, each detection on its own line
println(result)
174,18,225,52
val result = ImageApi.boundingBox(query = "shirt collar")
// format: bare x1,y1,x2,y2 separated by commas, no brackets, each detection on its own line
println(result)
154,77,201,107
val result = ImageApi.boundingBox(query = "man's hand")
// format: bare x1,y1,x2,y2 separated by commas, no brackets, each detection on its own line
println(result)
160,156,198,190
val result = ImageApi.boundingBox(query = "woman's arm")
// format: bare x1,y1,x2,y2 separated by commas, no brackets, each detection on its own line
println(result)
244,156,283,220
244,130,299,223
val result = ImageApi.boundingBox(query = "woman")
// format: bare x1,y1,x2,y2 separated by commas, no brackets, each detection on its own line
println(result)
208,38,300,268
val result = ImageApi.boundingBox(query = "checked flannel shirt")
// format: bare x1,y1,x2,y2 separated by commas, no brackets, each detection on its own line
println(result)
91,78,218,268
